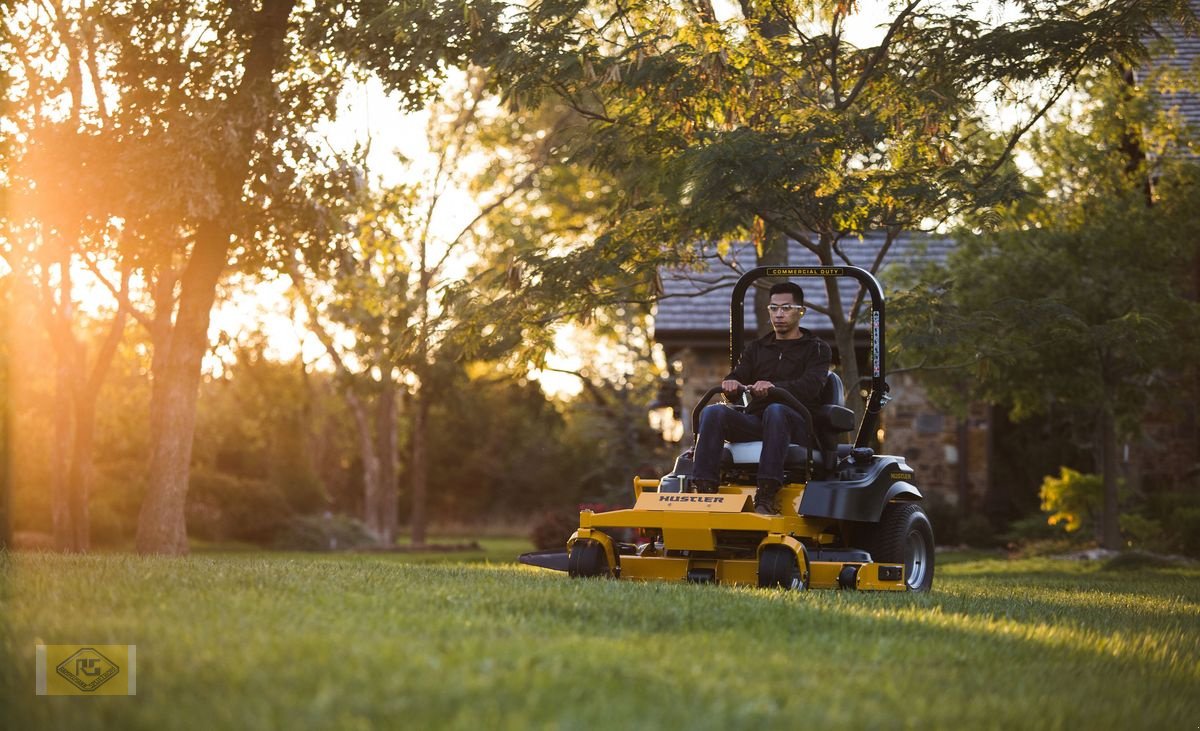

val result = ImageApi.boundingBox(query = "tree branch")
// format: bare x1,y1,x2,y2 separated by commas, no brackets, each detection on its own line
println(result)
81,253,154,331
82,266,130,399
283,246,360,382
836,0,921,110
750,206,818,253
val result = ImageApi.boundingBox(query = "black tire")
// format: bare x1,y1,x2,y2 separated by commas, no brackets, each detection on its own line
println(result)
870,502,935,592
567,539,612,578
757,544,809,590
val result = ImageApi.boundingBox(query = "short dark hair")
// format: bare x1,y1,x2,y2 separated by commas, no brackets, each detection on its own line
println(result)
768,281,804,304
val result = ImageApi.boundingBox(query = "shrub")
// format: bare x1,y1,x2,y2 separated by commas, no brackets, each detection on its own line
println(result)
186,469,292,543
273,514,376,551
88,497,136,547
1003,513,1073,544
1167,506,1200,557
921,492,960,545
958,514,999,548
1119,513,1167,553
1040,467,1104,534
530,509,578,550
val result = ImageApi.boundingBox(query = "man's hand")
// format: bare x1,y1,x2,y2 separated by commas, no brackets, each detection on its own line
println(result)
750,380,774,398
721,380,743,395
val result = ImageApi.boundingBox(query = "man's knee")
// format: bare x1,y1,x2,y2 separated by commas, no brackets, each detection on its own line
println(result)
762,403,796,424
699,404,729,426
763,403,808,444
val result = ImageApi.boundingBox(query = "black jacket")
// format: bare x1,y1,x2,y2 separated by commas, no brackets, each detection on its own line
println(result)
726,328,832,414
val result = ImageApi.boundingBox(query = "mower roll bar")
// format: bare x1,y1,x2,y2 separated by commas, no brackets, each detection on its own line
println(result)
726,265,888,449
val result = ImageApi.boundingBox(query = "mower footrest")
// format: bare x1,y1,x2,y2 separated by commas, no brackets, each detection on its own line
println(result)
808,561,906,590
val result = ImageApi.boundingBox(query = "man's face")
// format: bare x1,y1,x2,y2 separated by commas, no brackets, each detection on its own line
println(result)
768,292,805,334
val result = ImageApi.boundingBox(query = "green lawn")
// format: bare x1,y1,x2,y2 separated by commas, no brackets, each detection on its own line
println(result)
2,548,1197,730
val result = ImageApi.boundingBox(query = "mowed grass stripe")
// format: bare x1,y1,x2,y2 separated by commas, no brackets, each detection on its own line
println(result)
2,552,1197,730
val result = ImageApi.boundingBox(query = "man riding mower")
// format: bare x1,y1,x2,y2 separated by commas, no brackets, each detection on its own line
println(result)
520,265,935,592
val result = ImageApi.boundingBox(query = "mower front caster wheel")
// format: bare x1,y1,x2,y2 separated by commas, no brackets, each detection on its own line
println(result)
567,539,613,578
758,545,810,590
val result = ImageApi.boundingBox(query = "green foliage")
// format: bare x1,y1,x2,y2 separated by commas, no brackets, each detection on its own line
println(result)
1128,478,1200,556
1002,512,1073,546
3,554,1199,729
1040,467,1107,534
891,65,1200,547
273,514,377,551
186,469,292,543
529,508,579,549
477,0,1200,421
1171,507,1200,556
893,67,1200,426
194,347,340,515
88,459,148,546
416,355,672,521
1118,513,1166,552
418,374,574,518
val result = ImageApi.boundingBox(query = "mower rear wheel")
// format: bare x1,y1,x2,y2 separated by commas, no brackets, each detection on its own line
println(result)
870,502,935,592
757,544,809,590
567,539,612,578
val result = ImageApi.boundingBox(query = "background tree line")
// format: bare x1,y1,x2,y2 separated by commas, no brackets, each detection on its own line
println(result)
1,0,1196,554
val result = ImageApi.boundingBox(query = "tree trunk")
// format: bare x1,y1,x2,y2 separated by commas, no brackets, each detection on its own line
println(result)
67,397,95,552
51,354,75,550
375,370,398,546
0,316,10,550
409,390,430,548
347,390,382,541
134,0,296,554
136,224,229,555
67,295,129,552
1099,405,1121,550
818,234,864,421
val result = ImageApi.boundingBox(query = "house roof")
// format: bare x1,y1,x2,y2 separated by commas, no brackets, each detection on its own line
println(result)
654,233,954,340
1140,1,1200,141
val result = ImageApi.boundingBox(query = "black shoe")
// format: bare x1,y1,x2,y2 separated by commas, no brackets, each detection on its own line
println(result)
754,479,782,515
692,478,719,494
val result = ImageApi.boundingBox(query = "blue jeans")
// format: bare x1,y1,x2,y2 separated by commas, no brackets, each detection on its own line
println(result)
693,403,810,484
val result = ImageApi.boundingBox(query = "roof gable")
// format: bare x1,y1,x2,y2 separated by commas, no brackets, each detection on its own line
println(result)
654,233,953,337
1141,1,1200,144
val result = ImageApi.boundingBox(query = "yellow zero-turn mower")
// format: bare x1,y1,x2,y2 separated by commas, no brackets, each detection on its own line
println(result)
520,265,935,592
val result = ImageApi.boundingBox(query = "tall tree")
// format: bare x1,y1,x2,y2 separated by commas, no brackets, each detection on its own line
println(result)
891,69,1200,549
287,71,565,546
496,0,1198,416
1,3,132,551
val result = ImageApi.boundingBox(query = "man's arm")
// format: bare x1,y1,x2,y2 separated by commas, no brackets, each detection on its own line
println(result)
773,341,833,404
725,343,757,389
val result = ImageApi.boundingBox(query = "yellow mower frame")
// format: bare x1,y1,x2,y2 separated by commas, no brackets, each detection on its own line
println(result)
563,479,907,591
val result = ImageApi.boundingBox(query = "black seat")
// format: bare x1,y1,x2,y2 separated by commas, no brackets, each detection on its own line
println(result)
721,372,854,479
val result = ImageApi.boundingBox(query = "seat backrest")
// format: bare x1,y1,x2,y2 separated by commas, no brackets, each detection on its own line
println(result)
813,371,855,474
820,371,845,408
